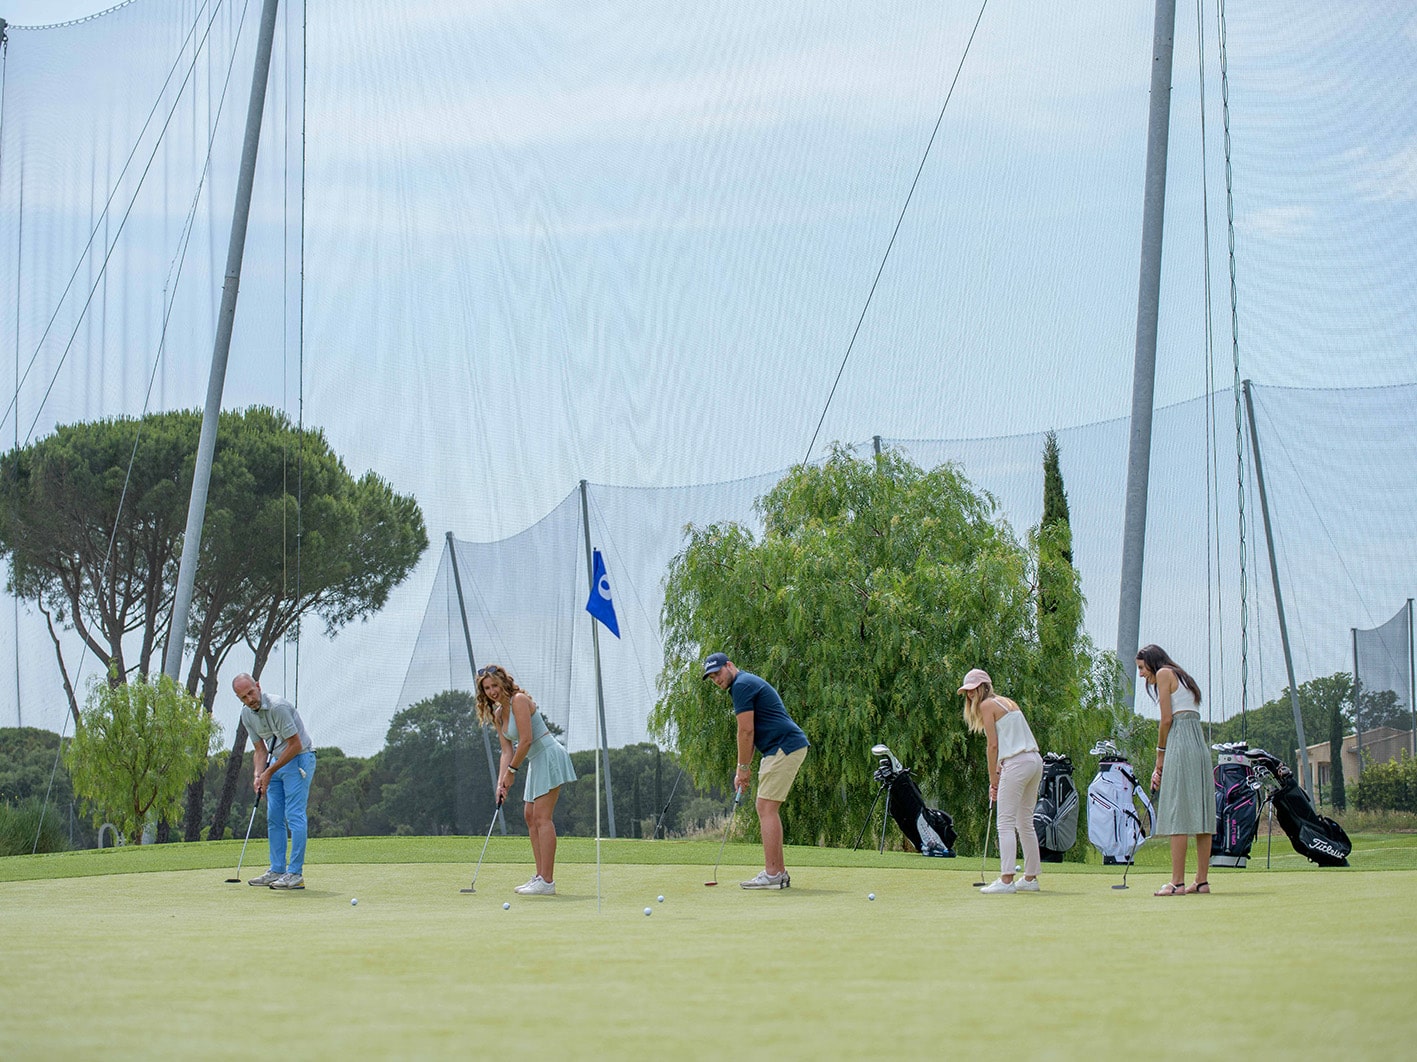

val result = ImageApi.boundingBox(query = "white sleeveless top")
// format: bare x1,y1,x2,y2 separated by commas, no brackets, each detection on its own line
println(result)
996,709,1040,761
1170,682,1199,715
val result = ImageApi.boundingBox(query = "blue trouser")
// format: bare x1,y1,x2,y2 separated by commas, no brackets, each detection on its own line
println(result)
267,750,316,874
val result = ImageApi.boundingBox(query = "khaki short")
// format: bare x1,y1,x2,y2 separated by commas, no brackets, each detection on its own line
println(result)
756,746,808,802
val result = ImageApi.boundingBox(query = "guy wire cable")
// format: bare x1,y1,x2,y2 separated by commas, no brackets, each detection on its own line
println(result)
802,0,991,466
27,0,253,850
0,0,223,438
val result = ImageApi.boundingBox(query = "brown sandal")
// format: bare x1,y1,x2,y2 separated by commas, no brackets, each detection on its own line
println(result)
1185,881,1210,894
1153,882,1186,896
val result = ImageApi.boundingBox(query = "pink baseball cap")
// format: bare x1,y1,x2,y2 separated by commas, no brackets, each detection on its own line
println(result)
957,668,991,694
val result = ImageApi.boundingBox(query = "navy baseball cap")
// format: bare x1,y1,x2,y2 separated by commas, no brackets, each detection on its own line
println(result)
702,652,729,679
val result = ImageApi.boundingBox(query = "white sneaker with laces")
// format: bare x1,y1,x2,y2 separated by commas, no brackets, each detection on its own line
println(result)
514,875,544,894
269,872,305,890
247,869,282,886
1015,878,1040,892
979,878,1016,894
520,877,556,895
740,870,791,890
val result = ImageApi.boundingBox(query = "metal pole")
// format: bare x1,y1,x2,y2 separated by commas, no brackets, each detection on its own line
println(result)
579,480,616,838
1116,0,1178,702
446,532,506,834
163,0,283,681
1352,627,1362,769
1409,599,1415,756
1242,380,1312,795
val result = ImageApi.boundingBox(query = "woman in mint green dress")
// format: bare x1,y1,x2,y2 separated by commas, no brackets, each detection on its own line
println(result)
476,664,576,896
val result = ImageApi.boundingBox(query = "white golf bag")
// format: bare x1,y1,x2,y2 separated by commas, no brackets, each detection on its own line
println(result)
1086,742,1156,865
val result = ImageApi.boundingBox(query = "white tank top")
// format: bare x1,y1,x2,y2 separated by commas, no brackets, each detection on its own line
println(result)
996,709,1040,761
1170,682,1199,715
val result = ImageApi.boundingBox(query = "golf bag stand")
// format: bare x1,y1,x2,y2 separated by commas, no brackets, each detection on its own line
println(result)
856,744,957,856
1033,753,1079,863
1246,748,1352,867
1086,741,1155,865
1210,743,1262,869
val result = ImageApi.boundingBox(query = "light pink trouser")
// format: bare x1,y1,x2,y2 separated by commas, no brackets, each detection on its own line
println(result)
996,750,1044,878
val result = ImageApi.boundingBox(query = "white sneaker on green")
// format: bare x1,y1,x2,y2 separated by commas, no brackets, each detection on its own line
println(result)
269,872,304,890
520,877,556,895
514,875,544,894
247,869,282,886
1015,878,1040,892
979,878,1015,894
740,870,790,890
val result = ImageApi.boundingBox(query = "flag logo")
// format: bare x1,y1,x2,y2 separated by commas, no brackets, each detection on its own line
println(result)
585,548,621,638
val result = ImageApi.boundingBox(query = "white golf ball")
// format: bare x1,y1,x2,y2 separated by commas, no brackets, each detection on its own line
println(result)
644,907,653,916
657,895,665,903
503,902,511,910
868,893,876,901
350,897,358,906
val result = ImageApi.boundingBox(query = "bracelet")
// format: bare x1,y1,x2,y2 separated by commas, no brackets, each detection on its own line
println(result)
508,764,518,774
736,763,749,770
1156,746,1166,752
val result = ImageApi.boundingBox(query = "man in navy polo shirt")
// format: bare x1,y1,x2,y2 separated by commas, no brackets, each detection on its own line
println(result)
703,652,809,889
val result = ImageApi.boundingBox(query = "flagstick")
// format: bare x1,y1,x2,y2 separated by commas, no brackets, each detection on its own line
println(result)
579,482,621,911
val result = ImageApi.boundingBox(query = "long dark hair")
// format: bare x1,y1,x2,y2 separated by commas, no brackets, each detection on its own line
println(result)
1136,644,1202,705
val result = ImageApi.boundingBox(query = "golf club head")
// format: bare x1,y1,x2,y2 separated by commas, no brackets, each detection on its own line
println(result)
459,887,476,894
1111,883,1130,890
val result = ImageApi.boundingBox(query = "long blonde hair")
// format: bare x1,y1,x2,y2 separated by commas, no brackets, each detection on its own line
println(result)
474,664,524,728
961,682,1020,734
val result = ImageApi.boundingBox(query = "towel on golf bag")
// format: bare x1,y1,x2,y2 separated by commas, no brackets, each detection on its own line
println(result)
1211,754,1261,868
880,768,957,856
1086,756,1154,864
1032,753,1078,862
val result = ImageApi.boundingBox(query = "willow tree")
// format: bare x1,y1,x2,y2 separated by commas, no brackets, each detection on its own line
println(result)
651,445,1121,852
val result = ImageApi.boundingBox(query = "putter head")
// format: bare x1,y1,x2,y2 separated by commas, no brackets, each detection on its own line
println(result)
459,887,476,893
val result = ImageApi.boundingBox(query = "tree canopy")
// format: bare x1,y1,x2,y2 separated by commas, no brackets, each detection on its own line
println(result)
651,446,1123,850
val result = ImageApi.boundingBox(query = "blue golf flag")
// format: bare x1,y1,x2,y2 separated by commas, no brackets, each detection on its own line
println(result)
585,548,621,637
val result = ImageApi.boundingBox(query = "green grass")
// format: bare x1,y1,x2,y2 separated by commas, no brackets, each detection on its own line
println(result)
4,835,1416,1058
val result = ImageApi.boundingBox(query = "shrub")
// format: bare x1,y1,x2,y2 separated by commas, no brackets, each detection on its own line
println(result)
1351,752,1417,813
0,798,72,856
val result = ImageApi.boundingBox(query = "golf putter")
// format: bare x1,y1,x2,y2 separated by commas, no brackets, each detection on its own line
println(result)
705,789,744,886
460,798,503,894
225,793,263,883
1113,786,1158,891
972,799,995,886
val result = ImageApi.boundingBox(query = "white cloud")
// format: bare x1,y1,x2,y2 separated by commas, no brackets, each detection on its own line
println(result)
1347,142,1417,203
1241,204,1315,239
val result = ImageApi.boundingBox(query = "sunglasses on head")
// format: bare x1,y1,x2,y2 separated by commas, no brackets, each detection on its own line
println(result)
476,666,503,677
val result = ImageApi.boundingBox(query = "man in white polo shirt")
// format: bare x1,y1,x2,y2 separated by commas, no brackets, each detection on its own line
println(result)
233,673,316,890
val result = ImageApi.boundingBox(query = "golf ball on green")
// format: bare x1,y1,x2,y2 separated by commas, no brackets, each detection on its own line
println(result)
868,893,875,901
351,898,358,906
503,902,511,910
657,895,665,903
644,907,652,916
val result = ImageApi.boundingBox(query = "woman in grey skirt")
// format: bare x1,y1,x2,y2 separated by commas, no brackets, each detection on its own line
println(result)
1138,644,1213,895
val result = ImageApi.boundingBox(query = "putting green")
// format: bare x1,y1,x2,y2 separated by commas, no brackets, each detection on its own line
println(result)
3,836,1414,1058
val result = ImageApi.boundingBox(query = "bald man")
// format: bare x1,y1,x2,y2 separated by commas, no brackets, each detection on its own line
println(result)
233,673,315,889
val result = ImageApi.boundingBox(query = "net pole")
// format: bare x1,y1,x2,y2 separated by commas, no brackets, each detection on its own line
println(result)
1242,380,1312,796
446,532,506,834
1352,627,1362,765
163,0,283,681
1409,599,1415,756
1116,0,1178,700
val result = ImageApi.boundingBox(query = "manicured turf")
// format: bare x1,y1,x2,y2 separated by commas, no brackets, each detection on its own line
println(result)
3,835,1415,1058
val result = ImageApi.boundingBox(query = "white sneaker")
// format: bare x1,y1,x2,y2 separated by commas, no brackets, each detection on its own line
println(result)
520,877,556,895
740,870,791,890
979,878,1016,894
247,869,282,886
1015,878,1040,892
269,872,304,890
514,875,544,894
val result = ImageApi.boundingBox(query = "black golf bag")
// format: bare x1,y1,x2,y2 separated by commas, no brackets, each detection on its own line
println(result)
1246,748,1352,867
872,747,957,856
1210,745,1262,868
1086,742,1155,865
1032,753,1079,862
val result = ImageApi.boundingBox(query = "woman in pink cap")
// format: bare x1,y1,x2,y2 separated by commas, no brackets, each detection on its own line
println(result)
960,668,1043,894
